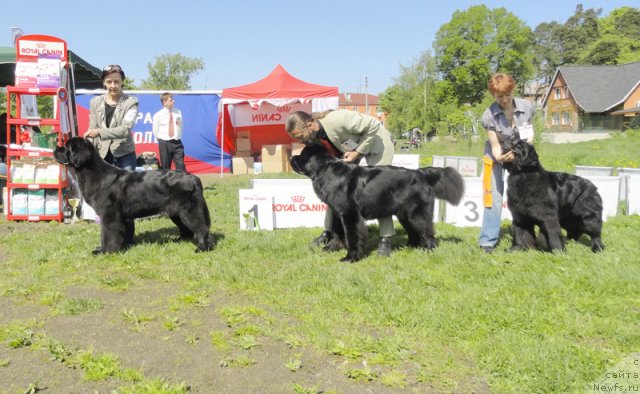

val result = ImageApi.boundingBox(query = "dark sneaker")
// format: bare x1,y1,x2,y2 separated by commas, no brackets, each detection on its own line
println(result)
311,231,333,247
481,246,494,254
377,237,392,257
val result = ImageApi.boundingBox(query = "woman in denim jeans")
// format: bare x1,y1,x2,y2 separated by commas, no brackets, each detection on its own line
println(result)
478,73,534,253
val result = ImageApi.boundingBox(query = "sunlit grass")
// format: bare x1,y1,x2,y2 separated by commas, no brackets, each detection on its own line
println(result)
0,130,639,392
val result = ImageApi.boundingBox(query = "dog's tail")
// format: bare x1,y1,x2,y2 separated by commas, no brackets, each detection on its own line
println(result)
419,167,465,205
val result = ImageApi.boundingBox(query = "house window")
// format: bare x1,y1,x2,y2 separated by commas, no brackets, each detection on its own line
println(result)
562,112,571,125
552,112,560,126
555,88,561,100
564,87,570,98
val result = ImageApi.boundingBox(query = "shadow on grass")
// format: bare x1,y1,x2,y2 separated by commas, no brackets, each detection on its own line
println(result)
132,227,226,251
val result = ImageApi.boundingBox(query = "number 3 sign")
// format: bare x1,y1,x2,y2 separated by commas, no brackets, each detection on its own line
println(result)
444,177,512,227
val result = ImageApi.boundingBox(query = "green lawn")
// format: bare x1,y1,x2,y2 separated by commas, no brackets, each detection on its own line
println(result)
0,130,639,393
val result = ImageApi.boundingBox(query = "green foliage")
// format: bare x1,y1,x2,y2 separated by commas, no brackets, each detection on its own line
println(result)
118,379,189,394
379,51,440,135
434,5,533,105
561,4,602,64
140,53,204,90
72,349,121,381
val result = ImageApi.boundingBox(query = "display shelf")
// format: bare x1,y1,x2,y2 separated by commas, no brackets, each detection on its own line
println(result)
6,214,63,222
4,35,75,223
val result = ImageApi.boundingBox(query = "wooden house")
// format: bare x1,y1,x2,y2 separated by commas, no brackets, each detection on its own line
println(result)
541,62,640,132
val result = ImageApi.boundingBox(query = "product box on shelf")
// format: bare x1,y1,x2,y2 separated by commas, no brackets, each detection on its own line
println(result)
28,189,45,215
14,61,38,88
44,190,59,215
11,190,28,215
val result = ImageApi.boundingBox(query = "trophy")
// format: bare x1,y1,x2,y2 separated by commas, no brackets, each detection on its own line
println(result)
68,198,80,223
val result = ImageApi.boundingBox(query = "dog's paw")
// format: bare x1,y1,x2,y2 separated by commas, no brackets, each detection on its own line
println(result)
323,238,345,252
92,247,104,255
591,239,605,253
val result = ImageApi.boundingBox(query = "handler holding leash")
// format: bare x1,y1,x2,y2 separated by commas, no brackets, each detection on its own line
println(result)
84,64,138,245
286,109,396,256
479,73,535,254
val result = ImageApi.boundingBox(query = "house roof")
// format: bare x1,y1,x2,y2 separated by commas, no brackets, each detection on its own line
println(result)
543,62,640,113
339,93,379,106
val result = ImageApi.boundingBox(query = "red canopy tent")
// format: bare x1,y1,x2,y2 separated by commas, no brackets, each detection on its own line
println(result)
216,64,338,161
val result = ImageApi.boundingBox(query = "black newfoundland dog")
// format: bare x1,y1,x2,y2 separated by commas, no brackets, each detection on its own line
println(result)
54,137,215,253
289,144,465,262
501,137,604,252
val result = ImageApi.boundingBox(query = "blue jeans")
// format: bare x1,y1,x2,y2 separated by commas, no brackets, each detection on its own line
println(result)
110,152,137,170
478,158,505,247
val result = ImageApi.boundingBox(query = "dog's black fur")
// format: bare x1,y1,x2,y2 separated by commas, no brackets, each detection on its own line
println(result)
54,137,215,253
501,137,604,252
289,144,465,262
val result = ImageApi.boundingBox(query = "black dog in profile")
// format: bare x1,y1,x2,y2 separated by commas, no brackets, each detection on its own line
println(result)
54,137,215,253
289,144,465,262
501,137,604,252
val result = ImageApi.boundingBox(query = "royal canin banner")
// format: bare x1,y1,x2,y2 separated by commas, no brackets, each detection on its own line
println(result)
232,102,310,127
76,91,231,174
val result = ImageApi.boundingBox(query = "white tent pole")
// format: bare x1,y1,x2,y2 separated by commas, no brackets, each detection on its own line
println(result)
220,103,225,177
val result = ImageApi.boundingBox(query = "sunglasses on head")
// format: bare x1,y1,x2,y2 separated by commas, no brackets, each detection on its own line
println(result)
103,64,122,72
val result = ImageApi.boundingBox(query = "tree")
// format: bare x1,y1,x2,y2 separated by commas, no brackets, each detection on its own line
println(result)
379,51,440,135
593,6,640,64
433,5,533,105
580,38,620,65
560,4,602,64
140,53,204,90
531,21,564,86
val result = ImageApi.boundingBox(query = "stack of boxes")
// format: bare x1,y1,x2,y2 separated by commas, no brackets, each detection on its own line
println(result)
231,133,307,175
232,131,254,175
261,144,291,173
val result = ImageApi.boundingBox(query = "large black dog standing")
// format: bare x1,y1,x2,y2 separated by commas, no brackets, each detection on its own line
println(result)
501,137,604,252
54,137,215,253
290,144,465,262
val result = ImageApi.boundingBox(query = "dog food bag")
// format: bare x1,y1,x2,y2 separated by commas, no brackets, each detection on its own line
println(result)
14,61,38,88
37,54,62,88
35,161,49,184
46,163,60,184
11,189,29,215
28,189,45,215
10,160,24,183
45,190,60,215
21,161,36,184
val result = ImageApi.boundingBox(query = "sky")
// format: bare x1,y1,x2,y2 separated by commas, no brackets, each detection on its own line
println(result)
2,0,637,95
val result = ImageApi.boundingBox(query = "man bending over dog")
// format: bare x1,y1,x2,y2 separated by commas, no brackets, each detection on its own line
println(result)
286,109,396,256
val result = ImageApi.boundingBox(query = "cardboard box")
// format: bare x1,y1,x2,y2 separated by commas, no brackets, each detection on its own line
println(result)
232,157,254,175
262,161,287,173
236,130,251,139
261,144,290,163
235,149,252,158
236,138,251,152
291,142,305,156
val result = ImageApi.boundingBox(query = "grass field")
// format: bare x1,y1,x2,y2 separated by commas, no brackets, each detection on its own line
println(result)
0,130,639,393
